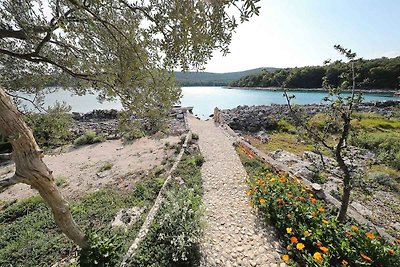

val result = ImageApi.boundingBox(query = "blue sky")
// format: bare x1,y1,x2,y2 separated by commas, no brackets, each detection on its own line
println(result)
205,0,400,72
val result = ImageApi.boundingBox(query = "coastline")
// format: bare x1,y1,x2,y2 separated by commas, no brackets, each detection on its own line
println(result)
224,86,398,94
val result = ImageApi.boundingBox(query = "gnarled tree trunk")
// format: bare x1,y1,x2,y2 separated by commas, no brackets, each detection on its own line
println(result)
0,87,88,248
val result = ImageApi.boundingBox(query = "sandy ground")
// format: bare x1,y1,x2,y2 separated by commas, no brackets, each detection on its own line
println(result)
0,136,181,202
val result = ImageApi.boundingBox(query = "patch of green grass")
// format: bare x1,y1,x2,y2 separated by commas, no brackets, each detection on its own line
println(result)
54,175,69,187
352,113,400,131
99,162,113,172
0,189,147,267
74,130,106,146
263,132,313,156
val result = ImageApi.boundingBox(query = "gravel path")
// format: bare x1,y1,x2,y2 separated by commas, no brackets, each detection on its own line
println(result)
188,116,286,267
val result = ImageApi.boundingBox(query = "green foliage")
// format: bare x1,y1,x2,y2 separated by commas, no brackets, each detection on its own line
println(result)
78,230,122,267
0,190,145,267
74,131,106,146
191,133,199,140
99,162,113,172
238,150,400,267
132,153,204,267
55,175,69,187
276,119,296,133
25,102,72,148
230,57,400,90
351,131,400,170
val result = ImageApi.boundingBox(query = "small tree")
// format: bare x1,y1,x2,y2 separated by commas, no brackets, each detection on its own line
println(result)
284,45,362,222
0,0,261,248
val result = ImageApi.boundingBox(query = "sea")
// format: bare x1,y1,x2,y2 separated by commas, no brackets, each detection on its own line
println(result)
38,86,398,119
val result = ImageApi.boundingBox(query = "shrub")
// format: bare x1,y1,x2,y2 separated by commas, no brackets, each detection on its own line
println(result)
191,133,199,140
54,175,69,187
351,131,400,170
25,102,72,148
78,230,122,267
74,131,106,146
239,150,400,266
99,162,113,172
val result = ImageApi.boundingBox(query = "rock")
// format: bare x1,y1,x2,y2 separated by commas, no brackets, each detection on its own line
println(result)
111,207,145,230
351,201,373,216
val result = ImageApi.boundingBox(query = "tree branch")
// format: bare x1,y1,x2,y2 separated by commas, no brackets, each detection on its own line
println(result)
0,29,27,40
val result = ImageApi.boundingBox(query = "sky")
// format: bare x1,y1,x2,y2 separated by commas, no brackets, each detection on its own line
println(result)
204,0,400,73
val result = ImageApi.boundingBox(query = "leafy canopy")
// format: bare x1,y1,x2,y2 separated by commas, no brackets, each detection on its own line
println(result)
0,0,260,123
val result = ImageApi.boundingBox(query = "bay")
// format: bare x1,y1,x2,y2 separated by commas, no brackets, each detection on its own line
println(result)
39,86,398,119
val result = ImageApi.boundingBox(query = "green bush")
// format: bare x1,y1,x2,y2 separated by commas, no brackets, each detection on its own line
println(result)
25,102,72,148
78,230,122,267
132,153,204,267
240,150,400,266
351,131,400,170
74,130,106,146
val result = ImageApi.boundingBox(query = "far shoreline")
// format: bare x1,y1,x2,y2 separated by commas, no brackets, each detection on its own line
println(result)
223,86,398,94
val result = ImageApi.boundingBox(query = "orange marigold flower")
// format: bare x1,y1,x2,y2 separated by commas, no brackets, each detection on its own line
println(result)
278,204,283,209
296,243,305,250
298,196,305,201
287,214,292,219
351,225,358,231
360,253,372,262
387,249,394,255
277,198,283,204
313,252,323,262
280,177,286,183
260,198,266,204
282,254,289,262
310,198,317,204
322,219,329,224
316,241,322,248
286,227,292,234
288,193,293,198
342,259,349,265
396,239,400,244
319,246,329,253
290,236,298,244
366,232,375,239
318,207,325,212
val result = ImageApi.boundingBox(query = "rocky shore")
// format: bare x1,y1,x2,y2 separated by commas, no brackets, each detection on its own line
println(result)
70,107,188,140
220,100,399,133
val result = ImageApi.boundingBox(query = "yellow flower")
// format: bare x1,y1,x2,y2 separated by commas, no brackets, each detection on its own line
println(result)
366,232,375,239
304,230,310,237
269,178,276,182
282,255,289,262
287,214,292,219
296,243,305,250
387,249,394,255
247,190,252,196
260,198,266,204
351,225,358,231
313,252,323,262
286,227,292,234
322,219,329,224
248,200,252,207
319,246,329,253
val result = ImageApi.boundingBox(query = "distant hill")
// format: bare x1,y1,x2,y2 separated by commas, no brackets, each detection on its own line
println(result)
174,67,279,86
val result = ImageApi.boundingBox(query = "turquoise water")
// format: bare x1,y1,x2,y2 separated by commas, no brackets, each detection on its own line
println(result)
41,86,398,118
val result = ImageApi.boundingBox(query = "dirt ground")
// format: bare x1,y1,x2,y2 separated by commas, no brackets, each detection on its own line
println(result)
0,135,181,202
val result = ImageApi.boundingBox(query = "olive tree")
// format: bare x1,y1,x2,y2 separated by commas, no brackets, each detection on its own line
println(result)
284,45,362,222
0,0,260,248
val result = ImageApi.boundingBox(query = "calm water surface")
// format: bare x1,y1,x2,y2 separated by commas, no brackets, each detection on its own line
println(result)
41,87,398,119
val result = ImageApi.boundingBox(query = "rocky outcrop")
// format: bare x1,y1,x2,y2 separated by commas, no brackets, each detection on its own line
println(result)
220,101,399,133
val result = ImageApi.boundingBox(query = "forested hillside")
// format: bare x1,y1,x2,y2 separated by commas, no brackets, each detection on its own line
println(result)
174,67,278,86
230,57,400,90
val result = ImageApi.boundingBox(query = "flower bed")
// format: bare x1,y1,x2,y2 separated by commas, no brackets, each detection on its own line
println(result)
238,148,400,266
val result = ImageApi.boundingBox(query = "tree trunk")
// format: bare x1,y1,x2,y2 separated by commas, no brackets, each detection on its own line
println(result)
0,87,88,248
336,151,351,222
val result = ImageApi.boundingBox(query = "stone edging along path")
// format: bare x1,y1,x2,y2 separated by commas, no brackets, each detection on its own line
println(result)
187,115,286,267
120,128,192,267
